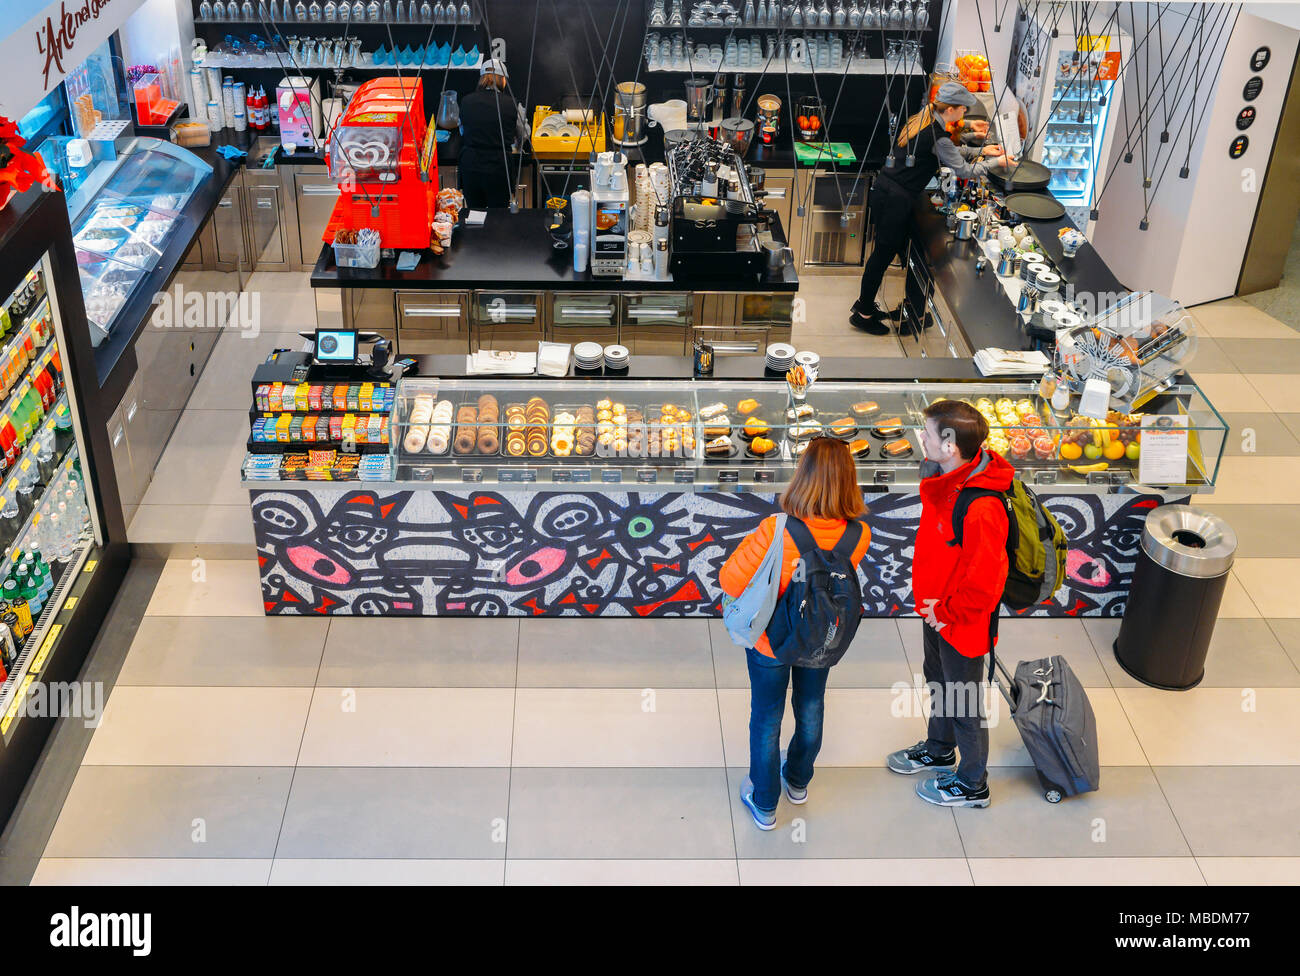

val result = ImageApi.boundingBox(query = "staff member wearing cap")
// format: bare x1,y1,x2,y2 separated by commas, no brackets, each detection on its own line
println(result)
458,59,529,210
850,81,1010,335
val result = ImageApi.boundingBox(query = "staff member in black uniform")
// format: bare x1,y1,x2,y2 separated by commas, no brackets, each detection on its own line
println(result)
458,58,528,210
850,81,1010,335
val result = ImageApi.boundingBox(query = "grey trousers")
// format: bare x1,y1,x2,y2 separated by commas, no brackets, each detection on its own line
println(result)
922,622,990,789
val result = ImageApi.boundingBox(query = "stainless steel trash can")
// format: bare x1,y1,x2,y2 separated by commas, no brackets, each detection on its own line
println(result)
1114,505,1237,690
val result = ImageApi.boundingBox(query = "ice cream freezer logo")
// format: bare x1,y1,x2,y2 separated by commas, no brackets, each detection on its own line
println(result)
250,487,1176,618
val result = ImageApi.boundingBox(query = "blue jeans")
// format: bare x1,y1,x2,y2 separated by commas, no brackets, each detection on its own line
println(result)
746,647,831,812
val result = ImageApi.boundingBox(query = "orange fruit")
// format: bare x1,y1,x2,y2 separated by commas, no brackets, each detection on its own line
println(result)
797,115,809,130
1104,440,1127,461
1059,442,1083,461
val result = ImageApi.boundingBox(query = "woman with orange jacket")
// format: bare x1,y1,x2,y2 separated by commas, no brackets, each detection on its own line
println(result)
719,438,872,829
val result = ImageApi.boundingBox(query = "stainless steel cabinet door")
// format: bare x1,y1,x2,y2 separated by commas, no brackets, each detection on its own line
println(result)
549,292,618,347
212,186,246,271
397,290,470,354
246,180,289,270
287,167,339,270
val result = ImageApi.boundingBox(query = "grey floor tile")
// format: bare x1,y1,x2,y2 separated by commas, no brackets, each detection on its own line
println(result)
128,504,254,547
516,618,714,687
1196,504,1300,559
1157,766,1300,856
1279,414,1300,444
43,766,293,858
275,767,510,859
709,617,912,688
32,858,273,885
507,767,736,859
1188,335,1237,373
953,767,1190,857
117,616,327,686
318,617,518,687
1223,338,1300,374
1268,618,1300,672
188,330,309,411
901,616,1109,687
725,766,967,859
1094,617,1300,688
1219,413,1300,457
140,409,250,508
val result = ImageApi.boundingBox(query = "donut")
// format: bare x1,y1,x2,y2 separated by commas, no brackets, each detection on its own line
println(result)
404,427,428,453
477,431,499,454
454,431,476,454
427,432,449,454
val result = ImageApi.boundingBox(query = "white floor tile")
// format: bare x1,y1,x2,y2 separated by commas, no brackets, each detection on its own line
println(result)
967,857,1205,885
718,687,927,767
1192,374,1271,413
1247,374,1300,413
269,859,504,885
296,687,515,766
1116,687,1300,765
31,858,273,885
738,858,973,885
1233,559,1300,617
511,689,724,766
1196,857,1300,885
145,559,266,616
1208,458,1300,505
82,687,312,766
506,859,739,885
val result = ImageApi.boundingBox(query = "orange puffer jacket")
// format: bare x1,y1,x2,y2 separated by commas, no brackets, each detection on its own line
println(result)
719,514,872,658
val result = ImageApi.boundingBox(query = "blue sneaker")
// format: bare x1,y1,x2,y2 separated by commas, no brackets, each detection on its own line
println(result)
739,778,777,830
916,772,990,808
780,749,808,804
886,740,957,775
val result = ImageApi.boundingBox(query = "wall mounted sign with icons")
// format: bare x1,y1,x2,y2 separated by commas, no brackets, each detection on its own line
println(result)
1250,46,1271,72
1229,135,1250,159
1236,107,1256,131
1243,76,1264,101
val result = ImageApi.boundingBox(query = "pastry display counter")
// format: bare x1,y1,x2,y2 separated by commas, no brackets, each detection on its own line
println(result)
242,367,1225,620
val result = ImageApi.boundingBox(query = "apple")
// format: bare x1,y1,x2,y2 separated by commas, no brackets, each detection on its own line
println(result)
1126,441,1141,460
1084,443,1103,460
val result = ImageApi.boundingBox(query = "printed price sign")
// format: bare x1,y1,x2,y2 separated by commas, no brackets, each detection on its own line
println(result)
1139,415,1190,485
1098,52,1122,80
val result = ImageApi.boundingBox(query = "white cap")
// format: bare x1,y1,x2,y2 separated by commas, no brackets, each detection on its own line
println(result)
480,58,508,80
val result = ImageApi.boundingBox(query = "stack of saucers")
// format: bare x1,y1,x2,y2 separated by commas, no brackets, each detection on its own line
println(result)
765,343,795,372
603,344,629,370
574,342,605,370
794,349,821,373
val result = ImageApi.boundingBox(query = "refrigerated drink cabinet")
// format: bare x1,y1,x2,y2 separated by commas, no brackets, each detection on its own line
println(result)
1007,12,1130,231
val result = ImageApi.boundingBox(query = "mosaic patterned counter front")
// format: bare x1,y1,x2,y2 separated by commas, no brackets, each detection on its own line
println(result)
249,486,1184,618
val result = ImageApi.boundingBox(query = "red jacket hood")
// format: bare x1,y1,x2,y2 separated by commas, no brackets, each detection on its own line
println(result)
920,449,1015,510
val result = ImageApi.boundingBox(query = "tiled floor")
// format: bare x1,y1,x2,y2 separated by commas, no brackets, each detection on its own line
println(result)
35,267,1300,884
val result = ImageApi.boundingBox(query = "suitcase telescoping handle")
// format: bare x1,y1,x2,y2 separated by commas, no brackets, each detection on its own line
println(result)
986,613,1017,706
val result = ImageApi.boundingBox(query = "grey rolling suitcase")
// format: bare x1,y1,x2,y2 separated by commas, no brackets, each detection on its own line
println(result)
992,653,1101,803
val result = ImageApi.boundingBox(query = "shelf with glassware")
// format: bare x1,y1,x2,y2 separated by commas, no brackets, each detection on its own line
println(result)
195,0,480,23
199,51,484,70
646,0,937,31
643,31,928,74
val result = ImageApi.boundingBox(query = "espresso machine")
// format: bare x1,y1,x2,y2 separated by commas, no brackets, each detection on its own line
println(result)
590,151,629,277
612,81,647,147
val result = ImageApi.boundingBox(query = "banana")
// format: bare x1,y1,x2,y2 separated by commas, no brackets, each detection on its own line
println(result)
1068,462,1110,474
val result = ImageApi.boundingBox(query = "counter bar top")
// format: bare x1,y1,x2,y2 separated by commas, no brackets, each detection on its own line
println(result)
310,208,800,292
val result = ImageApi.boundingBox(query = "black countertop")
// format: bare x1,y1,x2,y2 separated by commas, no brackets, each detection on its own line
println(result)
911,189,1128,356
311,208,800,292
400,353,982,382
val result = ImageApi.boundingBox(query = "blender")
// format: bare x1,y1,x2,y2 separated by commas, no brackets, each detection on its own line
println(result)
612,81,647,147
684,76,712,125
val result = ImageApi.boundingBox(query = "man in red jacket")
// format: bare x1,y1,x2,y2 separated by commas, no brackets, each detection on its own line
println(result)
887,399,1012,808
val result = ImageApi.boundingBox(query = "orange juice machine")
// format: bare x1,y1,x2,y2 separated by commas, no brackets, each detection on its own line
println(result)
323,77,440,250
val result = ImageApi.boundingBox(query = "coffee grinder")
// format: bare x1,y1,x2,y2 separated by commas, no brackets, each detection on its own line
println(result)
590,151,629,277
612,81,648,147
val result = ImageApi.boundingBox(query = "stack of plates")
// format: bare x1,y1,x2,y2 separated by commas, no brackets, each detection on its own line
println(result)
574,342,604,370
766,343,795,372
603,344,629,370
794,350,821,372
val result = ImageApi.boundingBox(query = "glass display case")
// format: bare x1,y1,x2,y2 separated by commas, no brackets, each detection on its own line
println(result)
369,376,1228,491
42,137,212,345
